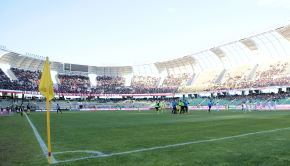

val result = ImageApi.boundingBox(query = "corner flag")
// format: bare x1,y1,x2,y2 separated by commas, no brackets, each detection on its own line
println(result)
39,57,54,164
39,57,54,100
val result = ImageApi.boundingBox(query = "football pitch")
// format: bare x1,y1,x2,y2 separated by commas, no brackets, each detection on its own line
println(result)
1,109,290,165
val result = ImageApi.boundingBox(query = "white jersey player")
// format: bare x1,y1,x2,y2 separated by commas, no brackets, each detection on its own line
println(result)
245,100,251,113
253,101,257,111
268,100,272,111
259,101,263,112
216,102,220,112
274,100,277,111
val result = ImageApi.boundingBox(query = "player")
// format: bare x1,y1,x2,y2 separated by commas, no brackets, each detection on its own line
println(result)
180,100,185,114
274,100,277,111
172,100,177,114
155,102,160,114
245,100,251,113
116,105,119,113
178,100,182,114
253,101,257,111
208,100,213,113
241,102,244,111
216,102,220,112
94,104,97,113
138,105,140,112
27,104,30,115
21,106,24,117
267,100,271,111
224,103,228,111
198,103,201,111
158,105,161,113
162,102,166,113
20,101,24,116
184,100,189,114
250,102,253,110
57,104,62,114
259,100,263,112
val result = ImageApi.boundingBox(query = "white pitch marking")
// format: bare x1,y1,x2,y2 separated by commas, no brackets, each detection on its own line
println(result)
53,150,103,155
54,127,290,164
25,113,58,164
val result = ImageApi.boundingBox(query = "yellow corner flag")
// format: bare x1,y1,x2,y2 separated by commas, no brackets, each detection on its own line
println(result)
39,57,54,164
39,57,55,100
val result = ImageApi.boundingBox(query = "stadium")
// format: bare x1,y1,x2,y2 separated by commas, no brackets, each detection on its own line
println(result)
1,1,290,166
1,25,290,110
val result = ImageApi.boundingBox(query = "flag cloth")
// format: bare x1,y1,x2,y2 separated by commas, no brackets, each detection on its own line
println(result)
39,57,55,101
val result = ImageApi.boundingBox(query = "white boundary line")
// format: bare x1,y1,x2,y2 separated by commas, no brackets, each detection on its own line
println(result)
24,113,58,164
54,126,290,164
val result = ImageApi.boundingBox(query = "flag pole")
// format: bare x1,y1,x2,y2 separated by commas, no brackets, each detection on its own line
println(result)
39,57,54,164
46,86,51,164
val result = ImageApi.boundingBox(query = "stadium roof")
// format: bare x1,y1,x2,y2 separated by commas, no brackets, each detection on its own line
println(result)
1,25,290,76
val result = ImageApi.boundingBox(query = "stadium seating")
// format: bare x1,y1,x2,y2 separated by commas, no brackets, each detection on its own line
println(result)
220,64,255,83
206,64,255,91
183,70,223,93
0,68,16,90
188,98,205,106
94,76,130,94
162,73,191,88
11,68,42,91
57,74,90,93
131,76,158,88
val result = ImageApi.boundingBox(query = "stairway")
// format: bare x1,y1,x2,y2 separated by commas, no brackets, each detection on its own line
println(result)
213,99,221,104
68,100,73,106
229,98,236,105
263,97,272,105
281,97,290,105
31,100,39,107
50,100,57,106
200,98,208,104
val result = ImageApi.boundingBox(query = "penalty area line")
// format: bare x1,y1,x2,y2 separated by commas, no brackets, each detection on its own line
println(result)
24,113,58,164
55,126,290,164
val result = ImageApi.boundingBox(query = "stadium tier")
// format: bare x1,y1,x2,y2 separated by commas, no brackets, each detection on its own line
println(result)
182,69,223,93
1,25,290,99
57,74,90,93
162,73,191,87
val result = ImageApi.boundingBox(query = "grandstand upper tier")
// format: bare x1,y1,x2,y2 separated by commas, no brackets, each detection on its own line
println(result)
1,25,290,94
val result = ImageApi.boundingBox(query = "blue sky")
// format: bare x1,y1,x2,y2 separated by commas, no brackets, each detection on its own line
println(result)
0,0,290,66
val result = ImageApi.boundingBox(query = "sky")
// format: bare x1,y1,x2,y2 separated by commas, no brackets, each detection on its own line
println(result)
0,0,290,66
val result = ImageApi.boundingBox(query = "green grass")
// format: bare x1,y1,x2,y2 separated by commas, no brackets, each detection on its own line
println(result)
1,109,290,166
0,113,46,166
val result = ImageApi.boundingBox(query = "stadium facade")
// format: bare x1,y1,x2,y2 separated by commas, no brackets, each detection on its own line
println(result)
1,24,290,98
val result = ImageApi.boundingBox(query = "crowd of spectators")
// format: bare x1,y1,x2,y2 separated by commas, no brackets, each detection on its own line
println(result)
11,68,42,91
204,62,290,91
133,87,178,94
96,76,125,87
92,76,130,94
131,76,158,88
162,73,191,87
57,74,90,93
3,61,290,94
0,68,17,90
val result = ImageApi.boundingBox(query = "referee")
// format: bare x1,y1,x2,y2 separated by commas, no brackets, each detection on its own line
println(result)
57,104,62,114
208,101,213,113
